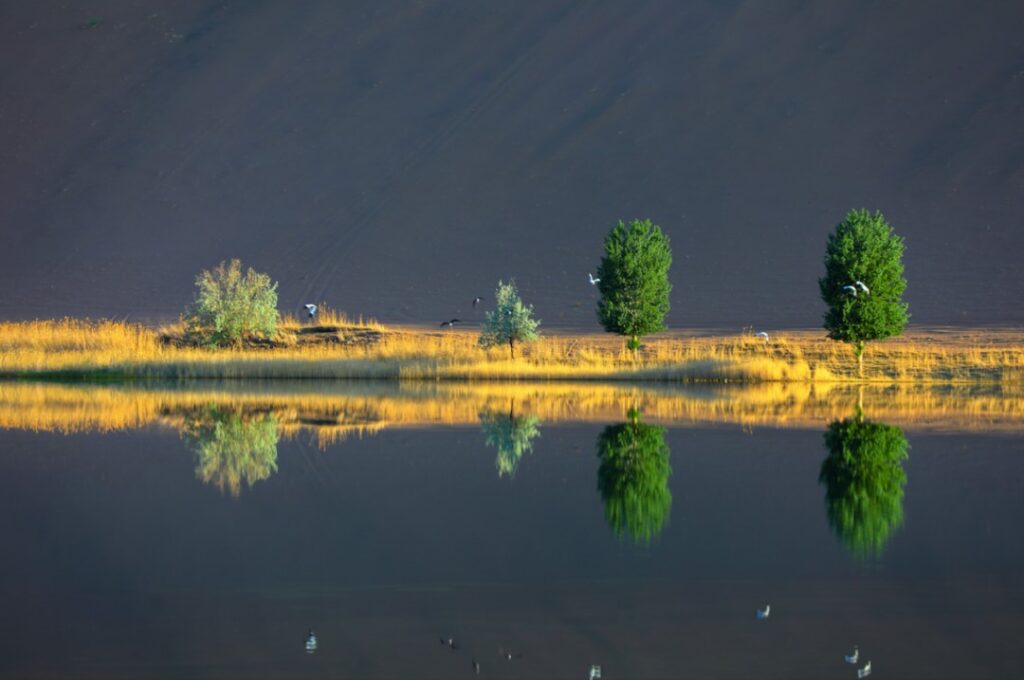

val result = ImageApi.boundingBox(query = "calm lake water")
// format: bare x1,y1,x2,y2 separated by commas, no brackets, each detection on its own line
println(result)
1,384,1023,678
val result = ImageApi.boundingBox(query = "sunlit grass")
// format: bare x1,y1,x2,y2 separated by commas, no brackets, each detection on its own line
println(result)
1,381,1022,441
1,319,1023,383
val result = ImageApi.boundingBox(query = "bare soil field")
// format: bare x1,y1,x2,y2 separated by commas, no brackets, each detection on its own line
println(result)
1,2,1022,329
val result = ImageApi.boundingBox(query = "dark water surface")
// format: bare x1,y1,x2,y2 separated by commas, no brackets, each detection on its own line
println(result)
1,418,1023,678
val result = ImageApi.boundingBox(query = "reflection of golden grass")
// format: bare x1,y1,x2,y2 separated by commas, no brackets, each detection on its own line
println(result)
2,381,1022,440
2,320,1024,383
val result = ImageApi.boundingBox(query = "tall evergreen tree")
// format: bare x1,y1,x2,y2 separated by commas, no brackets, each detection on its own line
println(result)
596,219,673,351
819,209,909,376
819,413,909,559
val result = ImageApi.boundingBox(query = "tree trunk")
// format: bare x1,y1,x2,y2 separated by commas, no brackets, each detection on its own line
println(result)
854,341,865,379
509,338,515,359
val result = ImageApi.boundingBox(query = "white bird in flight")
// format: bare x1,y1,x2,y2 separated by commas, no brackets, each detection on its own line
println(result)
857,660,872,678
842,285,858,297
588,273,600,285
855,280,870,294
756,331,770,342
756,604,770,619
304,303,318,319
845,646,859,664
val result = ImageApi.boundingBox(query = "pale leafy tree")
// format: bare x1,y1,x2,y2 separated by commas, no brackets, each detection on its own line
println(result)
183,406,280,497
479,401,541,478
184,259,280,347
819,209,909,377
596,219,673,351
478,279,541,359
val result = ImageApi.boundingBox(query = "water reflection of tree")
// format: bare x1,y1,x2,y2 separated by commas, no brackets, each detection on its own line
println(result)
183,406,280,496
819,413,909,559
596,410,672,543
479,401,541,478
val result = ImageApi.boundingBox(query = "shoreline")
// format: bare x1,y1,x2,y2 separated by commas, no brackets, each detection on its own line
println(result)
1,319,1023,384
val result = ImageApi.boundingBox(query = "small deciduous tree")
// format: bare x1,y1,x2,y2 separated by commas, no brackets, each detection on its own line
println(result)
480,401,541,478
596,218,672,351
478,279,540,359
183,406,280,497
819,209,909,376
184,259,280,347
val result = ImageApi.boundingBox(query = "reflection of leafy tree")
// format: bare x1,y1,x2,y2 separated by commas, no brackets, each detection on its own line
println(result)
596,410,671,543
480,402,541,478
819,414,908,559
183,407,280,496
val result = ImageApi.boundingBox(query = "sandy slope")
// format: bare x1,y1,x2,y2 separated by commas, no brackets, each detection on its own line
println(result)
1,1,1022,328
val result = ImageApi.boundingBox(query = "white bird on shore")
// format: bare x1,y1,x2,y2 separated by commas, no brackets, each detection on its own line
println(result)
305,629,317,653
304,303,318,320
756,604,770,619
588,273,600,285
857,660,872,678
842,285,858,296
845,646,859,664
855,280,870,294
756,331,770,342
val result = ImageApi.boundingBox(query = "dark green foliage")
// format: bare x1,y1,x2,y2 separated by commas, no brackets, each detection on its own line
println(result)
478,279,541,359
479,404,541,478
819,414,909,559
182,406,280,497
819,209,909,366
184,259,280,347
596,219,672,350
596,410,672,543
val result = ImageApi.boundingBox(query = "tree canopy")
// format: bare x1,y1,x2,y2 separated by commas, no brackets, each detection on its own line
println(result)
184,259,280,347
819,414,909,559
479,404,541,478
478,279,541,359
596,219,672,350
819,209,909,369
183,406,280,497
596,410,672,543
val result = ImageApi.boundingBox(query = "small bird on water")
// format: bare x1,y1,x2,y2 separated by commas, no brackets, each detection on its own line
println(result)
305,629,317,653
857,660,872,678
588,273,600,285
756,604,771,619
440,636,460,651
472,296,485,308
589,664,603,679
845,646,859,664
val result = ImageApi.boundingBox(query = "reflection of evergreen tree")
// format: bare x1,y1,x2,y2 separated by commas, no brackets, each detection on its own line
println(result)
183,406,280,496
596,410,671,543
479,402,541,478
819,414,908,559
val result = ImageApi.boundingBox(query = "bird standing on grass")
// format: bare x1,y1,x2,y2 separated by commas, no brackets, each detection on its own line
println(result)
304,304,318,320
842,285,858,297
756,331,770,342
855,280,870,294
